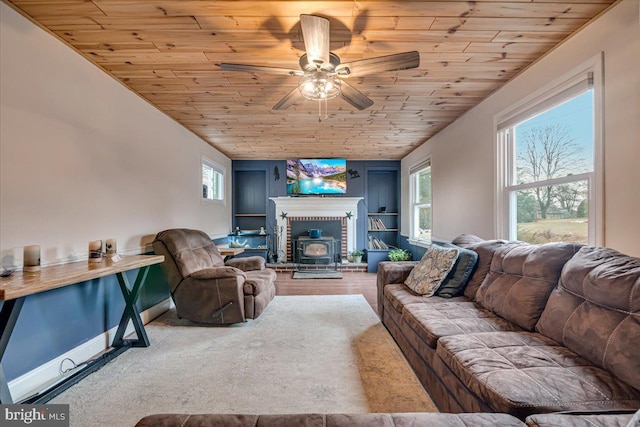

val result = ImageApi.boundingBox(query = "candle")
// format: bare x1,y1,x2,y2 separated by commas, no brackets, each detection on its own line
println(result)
105,239,117,255
23,245,41,272
88,240,102,263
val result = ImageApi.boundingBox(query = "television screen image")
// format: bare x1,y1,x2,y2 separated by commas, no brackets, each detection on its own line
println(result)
286,158,347,195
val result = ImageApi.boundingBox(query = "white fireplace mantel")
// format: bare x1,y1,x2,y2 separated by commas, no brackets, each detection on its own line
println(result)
269,197,363,255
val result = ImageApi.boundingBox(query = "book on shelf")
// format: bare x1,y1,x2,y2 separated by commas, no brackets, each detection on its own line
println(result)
368,236,389,249
368,217,387,230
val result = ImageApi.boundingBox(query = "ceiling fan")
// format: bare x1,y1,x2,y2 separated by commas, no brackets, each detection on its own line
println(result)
220,14,420,112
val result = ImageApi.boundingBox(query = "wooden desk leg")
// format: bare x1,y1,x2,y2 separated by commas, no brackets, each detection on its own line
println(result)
0,298,25,404
112,266,151,348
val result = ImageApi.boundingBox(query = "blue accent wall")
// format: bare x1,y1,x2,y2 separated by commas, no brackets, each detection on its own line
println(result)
232,160,399,253
399,235,427,260
1,263,169,382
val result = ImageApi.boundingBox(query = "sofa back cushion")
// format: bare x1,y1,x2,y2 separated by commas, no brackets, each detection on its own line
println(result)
451,234,485,248
536,246,640,391
475,242,583,331
153,228,224,279
462,240,509,300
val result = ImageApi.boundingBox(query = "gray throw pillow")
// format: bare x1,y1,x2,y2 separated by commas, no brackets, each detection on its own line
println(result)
435,246,479,298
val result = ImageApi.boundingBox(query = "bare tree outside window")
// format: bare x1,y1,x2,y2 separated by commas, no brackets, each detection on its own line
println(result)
516,124,586,219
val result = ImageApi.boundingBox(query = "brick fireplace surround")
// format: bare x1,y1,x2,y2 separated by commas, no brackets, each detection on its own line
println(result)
269,197,363,270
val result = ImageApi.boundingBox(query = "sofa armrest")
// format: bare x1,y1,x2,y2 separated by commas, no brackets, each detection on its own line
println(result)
376,261,418,320
225,256,265,271
189,266,247,280
177,273,246,323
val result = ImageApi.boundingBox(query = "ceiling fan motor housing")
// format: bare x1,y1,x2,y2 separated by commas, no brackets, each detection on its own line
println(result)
299,52,341,72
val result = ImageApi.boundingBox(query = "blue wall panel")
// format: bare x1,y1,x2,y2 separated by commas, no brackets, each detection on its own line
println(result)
1,264,169,381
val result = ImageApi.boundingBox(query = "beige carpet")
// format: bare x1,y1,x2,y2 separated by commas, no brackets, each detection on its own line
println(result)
51,295,436,426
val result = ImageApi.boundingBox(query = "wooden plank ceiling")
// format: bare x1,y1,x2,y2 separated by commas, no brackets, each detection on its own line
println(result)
5,0,615,160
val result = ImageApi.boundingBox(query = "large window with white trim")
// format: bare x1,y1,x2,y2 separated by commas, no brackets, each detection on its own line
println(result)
497,62,601,245
410,160,432,242
202,156,224,203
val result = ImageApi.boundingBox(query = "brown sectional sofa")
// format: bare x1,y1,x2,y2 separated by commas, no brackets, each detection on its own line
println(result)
136,412,525,426
377,236,640,420
135,411,640,426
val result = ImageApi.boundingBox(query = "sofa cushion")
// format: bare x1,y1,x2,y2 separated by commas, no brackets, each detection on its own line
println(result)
384,284,469,314
226,256,265,271
243,269,277,296
475,242,583,331
402,301,521,348
525,410,638,427
405,245,459,296
536,246,640,391
436,246,479,298
452,234,486,248
462,239,509,300
435,331,640,416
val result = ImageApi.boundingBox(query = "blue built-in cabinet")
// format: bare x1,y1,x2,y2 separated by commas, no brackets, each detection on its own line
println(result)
364,164,401,272
231,160,400,271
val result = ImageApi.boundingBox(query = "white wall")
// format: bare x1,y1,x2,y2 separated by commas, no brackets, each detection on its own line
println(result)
402,0,640,256
0,4,232,265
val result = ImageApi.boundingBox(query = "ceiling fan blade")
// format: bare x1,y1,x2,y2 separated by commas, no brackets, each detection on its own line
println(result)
337,51,420,78
300,14,330,66
220,63,302,76
273,87,304,110
339,80,374,110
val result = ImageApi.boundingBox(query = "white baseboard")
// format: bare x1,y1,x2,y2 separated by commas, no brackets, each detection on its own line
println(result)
8,297,174,402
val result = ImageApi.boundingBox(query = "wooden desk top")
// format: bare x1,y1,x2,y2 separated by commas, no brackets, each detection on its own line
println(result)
218,247,245,257
0,254,164,301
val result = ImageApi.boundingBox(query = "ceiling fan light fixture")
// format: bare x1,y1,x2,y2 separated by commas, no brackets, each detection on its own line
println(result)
299,72,341,101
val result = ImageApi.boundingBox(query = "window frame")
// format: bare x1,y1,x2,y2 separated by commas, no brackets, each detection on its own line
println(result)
495,54,603,245
409,159,432,245
201,156,225,205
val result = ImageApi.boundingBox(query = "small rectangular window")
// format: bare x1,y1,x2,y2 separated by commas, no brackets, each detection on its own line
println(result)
410,160,432,242
202,157,224,203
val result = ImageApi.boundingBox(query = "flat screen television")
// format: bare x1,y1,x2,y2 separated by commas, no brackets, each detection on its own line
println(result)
286,158,347,195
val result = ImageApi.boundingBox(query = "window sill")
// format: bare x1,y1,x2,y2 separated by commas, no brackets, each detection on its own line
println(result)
202,198,226,206
407,238,433,249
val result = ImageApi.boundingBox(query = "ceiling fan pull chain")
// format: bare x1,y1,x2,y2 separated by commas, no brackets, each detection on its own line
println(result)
324,98,329,120
318,100,322,122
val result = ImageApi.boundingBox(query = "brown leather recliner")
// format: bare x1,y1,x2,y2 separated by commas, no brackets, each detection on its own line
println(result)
152,228,276,324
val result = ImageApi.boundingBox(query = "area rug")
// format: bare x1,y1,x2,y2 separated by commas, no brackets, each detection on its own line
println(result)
51,295,436,426
292,270,343,279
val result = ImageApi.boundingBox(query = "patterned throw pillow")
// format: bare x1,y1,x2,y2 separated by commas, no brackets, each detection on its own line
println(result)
404,246,459,296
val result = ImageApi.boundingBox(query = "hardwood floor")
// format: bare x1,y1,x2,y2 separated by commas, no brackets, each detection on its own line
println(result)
275,272,379,316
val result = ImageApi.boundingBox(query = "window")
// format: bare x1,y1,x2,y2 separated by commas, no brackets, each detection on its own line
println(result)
497,60,601,245
202,157,224,203
410,160,432,242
